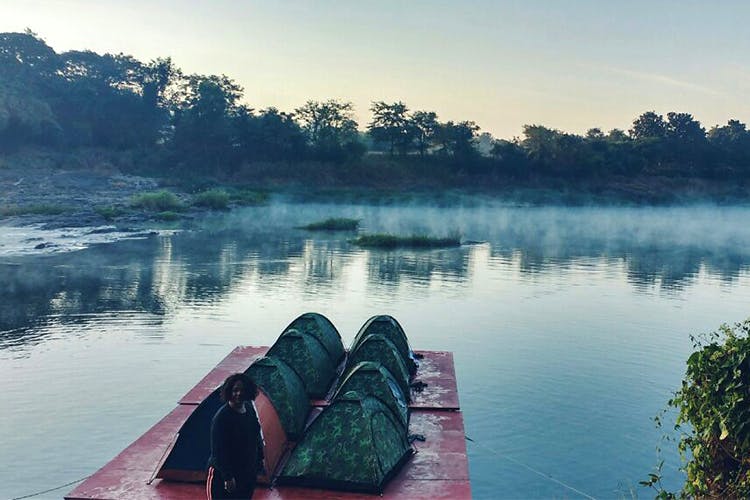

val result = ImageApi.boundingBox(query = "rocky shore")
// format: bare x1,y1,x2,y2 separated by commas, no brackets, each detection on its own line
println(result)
0,158,194,256
0,160,177,227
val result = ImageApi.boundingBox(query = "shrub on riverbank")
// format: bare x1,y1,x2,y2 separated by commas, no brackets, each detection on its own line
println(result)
352,233,460,249
192,189,230,209
131,190,183,211
645,320,750,498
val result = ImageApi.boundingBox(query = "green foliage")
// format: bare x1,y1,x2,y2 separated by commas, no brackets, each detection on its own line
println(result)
0,204,70,216
5,31,750,192
295,99,362,162
94,205,125,221
653,320,750,498
351,233,460,249
130,190,183,211
191,188,230,209
300,217,360,231
368,101,412,156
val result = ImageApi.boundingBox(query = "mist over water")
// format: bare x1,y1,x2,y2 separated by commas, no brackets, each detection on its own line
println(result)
2,201,750,499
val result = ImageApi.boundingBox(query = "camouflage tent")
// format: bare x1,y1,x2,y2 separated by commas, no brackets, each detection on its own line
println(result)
154,388,223,482
267,329,337,399
153,388,284,485
347,334,411,402
351,315,417,375
277,391,413,493
333,361,409,429
282,312,345,366
246,356,309,441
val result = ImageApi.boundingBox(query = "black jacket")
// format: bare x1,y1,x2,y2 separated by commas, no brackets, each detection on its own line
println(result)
208,402,262,480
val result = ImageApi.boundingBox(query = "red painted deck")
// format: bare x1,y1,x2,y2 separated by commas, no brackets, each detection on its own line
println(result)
67,348,470,499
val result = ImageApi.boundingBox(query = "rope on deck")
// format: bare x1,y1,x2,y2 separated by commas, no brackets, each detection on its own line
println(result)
11,475,91,500
465,435,597,500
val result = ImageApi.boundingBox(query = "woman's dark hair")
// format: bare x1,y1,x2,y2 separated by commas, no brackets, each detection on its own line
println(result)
220,373,258,402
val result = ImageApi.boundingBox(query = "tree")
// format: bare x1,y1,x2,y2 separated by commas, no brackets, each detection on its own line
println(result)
56,50,155,148
367,101,412,156
233,107,307,162
707,119,748,149
490,139,528,177
521,125,592,177
521,124,561,164
708,119,750,176
171,74,244,171
629,111,666,140
665,112,705,144
294,99,362,161
0,31,60,85
434,120,479,159
409,110,439,157
585,128,604,140
606,128,629,142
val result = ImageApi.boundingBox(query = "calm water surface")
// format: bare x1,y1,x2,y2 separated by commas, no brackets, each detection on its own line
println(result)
2,202,750,499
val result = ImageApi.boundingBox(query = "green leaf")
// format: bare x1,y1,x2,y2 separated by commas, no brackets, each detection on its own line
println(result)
719,420,729,440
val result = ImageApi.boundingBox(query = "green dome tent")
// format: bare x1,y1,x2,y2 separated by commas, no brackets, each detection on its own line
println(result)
346,334,412,403
277,391,413,493
333,361,409,429
283,312,345,366
245,356,309,441
351,315,417,375
267,328,337,399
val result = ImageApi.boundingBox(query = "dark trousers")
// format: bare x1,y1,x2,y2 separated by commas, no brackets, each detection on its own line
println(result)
206,466,255,499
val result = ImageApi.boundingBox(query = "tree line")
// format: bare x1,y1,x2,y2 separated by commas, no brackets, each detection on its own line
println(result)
2,31,749,184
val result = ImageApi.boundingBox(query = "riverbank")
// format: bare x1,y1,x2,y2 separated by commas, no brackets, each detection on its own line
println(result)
2,149,750,236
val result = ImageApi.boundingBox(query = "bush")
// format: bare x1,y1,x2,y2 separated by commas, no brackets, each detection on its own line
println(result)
131,190,183,211
192,188,230,209
645,320,750,498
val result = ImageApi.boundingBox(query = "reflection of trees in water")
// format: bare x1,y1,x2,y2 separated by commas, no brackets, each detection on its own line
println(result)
4,206,750,350
366,248,470,286
0,238,167,349
0,230,355,349
490,240,748,291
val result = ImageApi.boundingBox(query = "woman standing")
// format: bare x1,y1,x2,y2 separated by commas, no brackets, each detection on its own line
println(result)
207,373,263,499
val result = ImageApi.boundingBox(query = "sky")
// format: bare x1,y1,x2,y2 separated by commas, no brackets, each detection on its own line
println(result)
2,0,749,139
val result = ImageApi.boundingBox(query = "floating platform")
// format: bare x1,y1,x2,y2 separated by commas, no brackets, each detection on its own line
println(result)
66,347,470,499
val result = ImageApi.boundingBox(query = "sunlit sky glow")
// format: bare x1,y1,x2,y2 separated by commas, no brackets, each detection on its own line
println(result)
2,0,749,138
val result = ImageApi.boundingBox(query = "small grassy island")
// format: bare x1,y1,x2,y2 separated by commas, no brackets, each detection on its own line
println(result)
299,217,361,231
351,233,461,249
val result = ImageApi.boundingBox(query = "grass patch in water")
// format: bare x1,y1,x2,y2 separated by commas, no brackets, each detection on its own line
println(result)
352,233,461,249
300,217,360,231
131,190,183,211
0,204,71,216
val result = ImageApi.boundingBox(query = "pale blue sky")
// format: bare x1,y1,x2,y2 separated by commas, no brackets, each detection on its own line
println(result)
2,0,749,138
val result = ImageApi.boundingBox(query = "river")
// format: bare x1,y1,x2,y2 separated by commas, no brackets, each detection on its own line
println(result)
2,201,750,499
